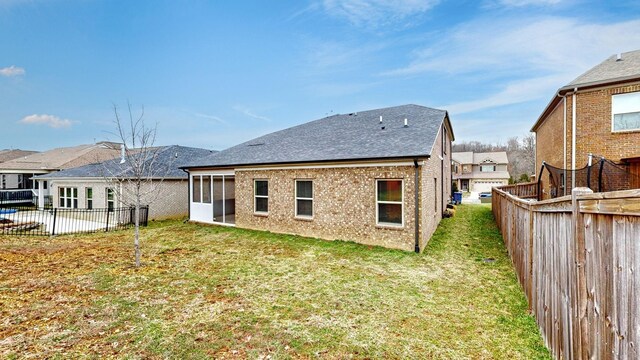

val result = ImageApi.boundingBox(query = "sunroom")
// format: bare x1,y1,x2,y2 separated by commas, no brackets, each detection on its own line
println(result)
190,171,235,225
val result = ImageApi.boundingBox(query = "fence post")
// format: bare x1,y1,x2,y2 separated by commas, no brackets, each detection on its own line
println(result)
572,187,593,359
51,208,57,236
105,208,110,232
528,201,534,311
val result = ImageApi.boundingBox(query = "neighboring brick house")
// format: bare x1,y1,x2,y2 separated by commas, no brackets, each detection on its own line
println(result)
34,146,215,220
532,49,640,198
452,151,510,193
183,104,454,253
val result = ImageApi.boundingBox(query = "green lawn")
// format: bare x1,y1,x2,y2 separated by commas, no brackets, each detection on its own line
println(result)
0,205,549,359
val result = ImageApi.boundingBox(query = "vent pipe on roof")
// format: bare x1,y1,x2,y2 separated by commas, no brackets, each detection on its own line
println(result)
616,53,622,61
120,144,126,164
404,118,408,127
379,115,382,123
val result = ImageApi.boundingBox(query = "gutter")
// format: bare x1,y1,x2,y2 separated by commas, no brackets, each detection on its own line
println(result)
414,159,420,253
572,87,577,189
180,154,433,171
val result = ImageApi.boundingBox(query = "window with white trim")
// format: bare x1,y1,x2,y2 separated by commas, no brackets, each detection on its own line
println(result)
376,179,403,226
59,187,78,208
612,92,640,132
192,176,202,203
106,188,115,211
480,165,496,172
254,180,268,214
295,180,313,218
86,188,93,209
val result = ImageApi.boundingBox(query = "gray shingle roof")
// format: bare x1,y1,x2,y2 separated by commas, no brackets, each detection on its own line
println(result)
184,104,451,168
36,145,215,179
532,49,640,132
566,49,640,88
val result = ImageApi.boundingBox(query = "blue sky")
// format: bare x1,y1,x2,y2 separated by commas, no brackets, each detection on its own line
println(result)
1,0,639,151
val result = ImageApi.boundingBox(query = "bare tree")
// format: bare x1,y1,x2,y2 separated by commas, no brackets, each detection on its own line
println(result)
103,102,169,267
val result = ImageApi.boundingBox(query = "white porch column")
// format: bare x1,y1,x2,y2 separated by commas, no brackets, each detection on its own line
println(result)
38,180,45,208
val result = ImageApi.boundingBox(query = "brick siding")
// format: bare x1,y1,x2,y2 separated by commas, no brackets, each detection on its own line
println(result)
535,83,640,198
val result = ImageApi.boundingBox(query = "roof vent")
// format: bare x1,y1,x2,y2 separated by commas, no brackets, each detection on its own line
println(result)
404,118,408,127
379,115,382,123
120,144,126,164
616,53,622,61
248,142,265,147
381,126,386,130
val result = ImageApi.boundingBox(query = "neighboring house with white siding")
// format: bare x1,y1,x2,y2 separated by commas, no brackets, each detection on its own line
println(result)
452,151,510,193
34,145,215,220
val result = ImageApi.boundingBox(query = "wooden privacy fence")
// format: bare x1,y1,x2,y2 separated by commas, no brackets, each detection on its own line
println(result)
498,181,538,199
493,187,640,360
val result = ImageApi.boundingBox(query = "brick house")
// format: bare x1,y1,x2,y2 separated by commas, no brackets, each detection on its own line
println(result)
34,145,214,220
452,151,510,193
531,49,640,198
183,104,454,252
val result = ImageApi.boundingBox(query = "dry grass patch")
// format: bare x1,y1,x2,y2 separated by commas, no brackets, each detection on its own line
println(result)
0,205,549,359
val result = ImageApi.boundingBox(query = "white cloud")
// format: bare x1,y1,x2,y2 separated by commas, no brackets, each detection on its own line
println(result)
384,17,640,112
496,0,562,6
0,65,25,77
194,112,226,124
442,75,566,114
384,17,640,77
232,106,270,121
321,0,440,27
19,114,73,128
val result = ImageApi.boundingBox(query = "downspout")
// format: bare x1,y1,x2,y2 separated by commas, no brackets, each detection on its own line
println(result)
182,169,191,221
571,88,577,189
414,159,420,253
440,124,445,216
562,93,567,195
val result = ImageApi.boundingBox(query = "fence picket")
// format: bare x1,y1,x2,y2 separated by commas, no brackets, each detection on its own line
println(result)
493,186,640,359
0,205,148,236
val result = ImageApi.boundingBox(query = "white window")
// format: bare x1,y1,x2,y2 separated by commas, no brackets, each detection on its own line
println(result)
376,179,403,226
254,180,268,214
480,165,496,172
612,92,640,132
106,188,115,211
192,176,201,203
86,188,93,209
59,187,78,208
295,180,313,218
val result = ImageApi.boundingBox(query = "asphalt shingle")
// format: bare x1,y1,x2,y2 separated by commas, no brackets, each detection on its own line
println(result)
567,49,640,88
185,104,450,168
36,145,215,179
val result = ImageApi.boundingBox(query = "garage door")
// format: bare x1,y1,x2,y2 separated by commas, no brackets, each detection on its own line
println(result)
472,181,504,193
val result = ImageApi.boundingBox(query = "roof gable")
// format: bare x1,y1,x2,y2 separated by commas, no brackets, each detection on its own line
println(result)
452,151,508,165
567,49,640,88
185,104,450,168
532,49,640,132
